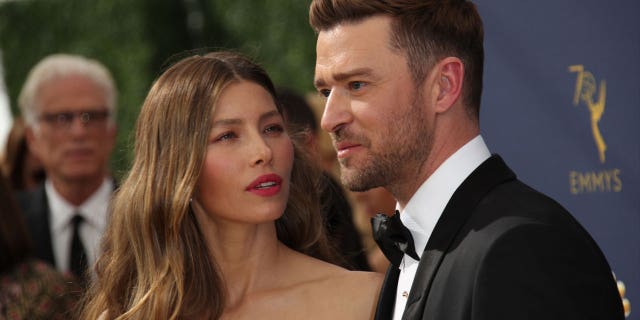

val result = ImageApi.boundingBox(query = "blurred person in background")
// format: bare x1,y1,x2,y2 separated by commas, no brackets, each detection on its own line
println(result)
1,116,45,191
0,173,80,319
80,51,381,319
278,87,370,271
305,93,342,176
16,54,118,284
349,187,394,274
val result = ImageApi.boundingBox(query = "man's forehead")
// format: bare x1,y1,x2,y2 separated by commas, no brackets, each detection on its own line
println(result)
317,17,392,50
316,17,395,58
314,23,404,87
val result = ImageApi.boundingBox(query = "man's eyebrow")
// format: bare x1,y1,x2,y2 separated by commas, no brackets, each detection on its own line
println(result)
314,67,375,88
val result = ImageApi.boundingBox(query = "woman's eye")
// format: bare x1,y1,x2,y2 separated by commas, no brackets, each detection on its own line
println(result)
215,132,236,142
265,124,284,135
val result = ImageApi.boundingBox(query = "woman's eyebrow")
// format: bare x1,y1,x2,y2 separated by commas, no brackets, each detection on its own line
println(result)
212,109,280,127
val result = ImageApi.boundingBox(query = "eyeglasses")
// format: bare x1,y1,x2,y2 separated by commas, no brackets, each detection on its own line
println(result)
39,110,110,130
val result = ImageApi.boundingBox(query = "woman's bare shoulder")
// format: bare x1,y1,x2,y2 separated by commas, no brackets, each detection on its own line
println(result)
288,255,383,292
226,248,383,319
286,247,384,287
328,269,384,297
314,269,383,319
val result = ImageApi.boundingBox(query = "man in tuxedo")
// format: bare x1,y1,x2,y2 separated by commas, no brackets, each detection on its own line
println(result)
16,54,118,282
310,1,624,319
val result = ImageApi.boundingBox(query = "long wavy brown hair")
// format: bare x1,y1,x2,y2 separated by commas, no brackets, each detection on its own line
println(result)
80,51,336,319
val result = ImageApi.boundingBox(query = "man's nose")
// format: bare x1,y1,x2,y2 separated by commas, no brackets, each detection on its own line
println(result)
320,89,352,134
68,115,90,135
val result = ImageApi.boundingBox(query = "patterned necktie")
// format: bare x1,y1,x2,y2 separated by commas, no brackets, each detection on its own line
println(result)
70,213,88,280
371,210,420,266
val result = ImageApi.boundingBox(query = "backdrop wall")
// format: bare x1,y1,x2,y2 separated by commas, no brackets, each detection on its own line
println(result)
476,1,638,317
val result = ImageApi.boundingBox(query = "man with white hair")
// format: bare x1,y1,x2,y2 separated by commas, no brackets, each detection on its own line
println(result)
16,54,117,282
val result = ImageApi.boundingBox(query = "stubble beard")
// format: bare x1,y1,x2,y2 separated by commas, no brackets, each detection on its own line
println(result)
337,92,432,193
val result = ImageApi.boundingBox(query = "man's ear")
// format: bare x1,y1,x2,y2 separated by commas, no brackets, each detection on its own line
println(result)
434,57,464,113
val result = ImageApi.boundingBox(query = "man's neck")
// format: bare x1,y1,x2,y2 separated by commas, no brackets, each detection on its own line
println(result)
392,127,480,209
50,176,106,206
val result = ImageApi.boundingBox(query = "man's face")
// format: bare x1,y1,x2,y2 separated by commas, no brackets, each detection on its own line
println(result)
314,16,434,192
27,74,116,185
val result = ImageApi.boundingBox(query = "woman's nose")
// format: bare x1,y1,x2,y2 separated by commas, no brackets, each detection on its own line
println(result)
250,136,273,167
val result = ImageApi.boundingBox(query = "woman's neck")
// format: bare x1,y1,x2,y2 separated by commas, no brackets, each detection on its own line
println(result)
204,221,286,308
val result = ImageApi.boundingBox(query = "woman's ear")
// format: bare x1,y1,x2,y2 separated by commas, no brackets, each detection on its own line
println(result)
190,196,203,214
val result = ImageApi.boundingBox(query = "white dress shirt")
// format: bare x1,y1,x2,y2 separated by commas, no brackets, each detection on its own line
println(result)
392,135,491,320
46,178,113,273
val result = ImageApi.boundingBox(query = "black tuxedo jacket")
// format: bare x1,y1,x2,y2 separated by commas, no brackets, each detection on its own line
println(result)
374,155,624,320
16,184,57,266
16,182,117,269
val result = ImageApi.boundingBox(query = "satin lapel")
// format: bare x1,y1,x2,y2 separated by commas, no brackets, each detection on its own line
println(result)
374,266,400,320
401,155,516,319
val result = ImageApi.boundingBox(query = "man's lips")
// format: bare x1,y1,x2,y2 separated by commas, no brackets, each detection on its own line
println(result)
335,141,361,158
64,148,94,158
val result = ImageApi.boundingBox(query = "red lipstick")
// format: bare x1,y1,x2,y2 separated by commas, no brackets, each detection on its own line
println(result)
246,173,283,197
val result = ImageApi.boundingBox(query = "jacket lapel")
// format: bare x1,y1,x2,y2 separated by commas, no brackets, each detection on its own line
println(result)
402,155,516,319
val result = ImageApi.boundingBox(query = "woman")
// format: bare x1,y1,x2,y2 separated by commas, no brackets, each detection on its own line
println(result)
81,51,382,319
1,117,45,191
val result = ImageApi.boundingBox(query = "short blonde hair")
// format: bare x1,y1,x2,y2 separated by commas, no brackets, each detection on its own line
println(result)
18,53,117,127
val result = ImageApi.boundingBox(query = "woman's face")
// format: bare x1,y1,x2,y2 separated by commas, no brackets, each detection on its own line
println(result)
194,80,294,225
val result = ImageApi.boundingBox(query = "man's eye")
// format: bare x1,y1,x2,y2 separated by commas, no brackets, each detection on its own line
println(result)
56,113,73,123
350,81,366,90
319,89,331,98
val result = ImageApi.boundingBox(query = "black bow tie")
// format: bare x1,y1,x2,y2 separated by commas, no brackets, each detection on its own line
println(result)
371,210,420,267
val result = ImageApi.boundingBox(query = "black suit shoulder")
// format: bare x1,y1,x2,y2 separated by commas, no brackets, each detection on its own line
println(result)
472,221,623,319
471,178,612,265
429,167,624,319
16,185,48,231
15,185,55,267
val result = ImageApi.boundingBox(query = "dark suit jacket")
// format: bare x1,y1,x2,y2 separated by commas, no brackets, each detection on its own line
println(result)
375,155,624,320
16,184,57,267
16,181,117,270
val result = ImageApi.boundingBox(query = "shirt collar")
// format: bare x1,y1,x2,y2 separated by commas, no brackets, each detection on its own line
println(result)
47,178,113,232
399,135,491,257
